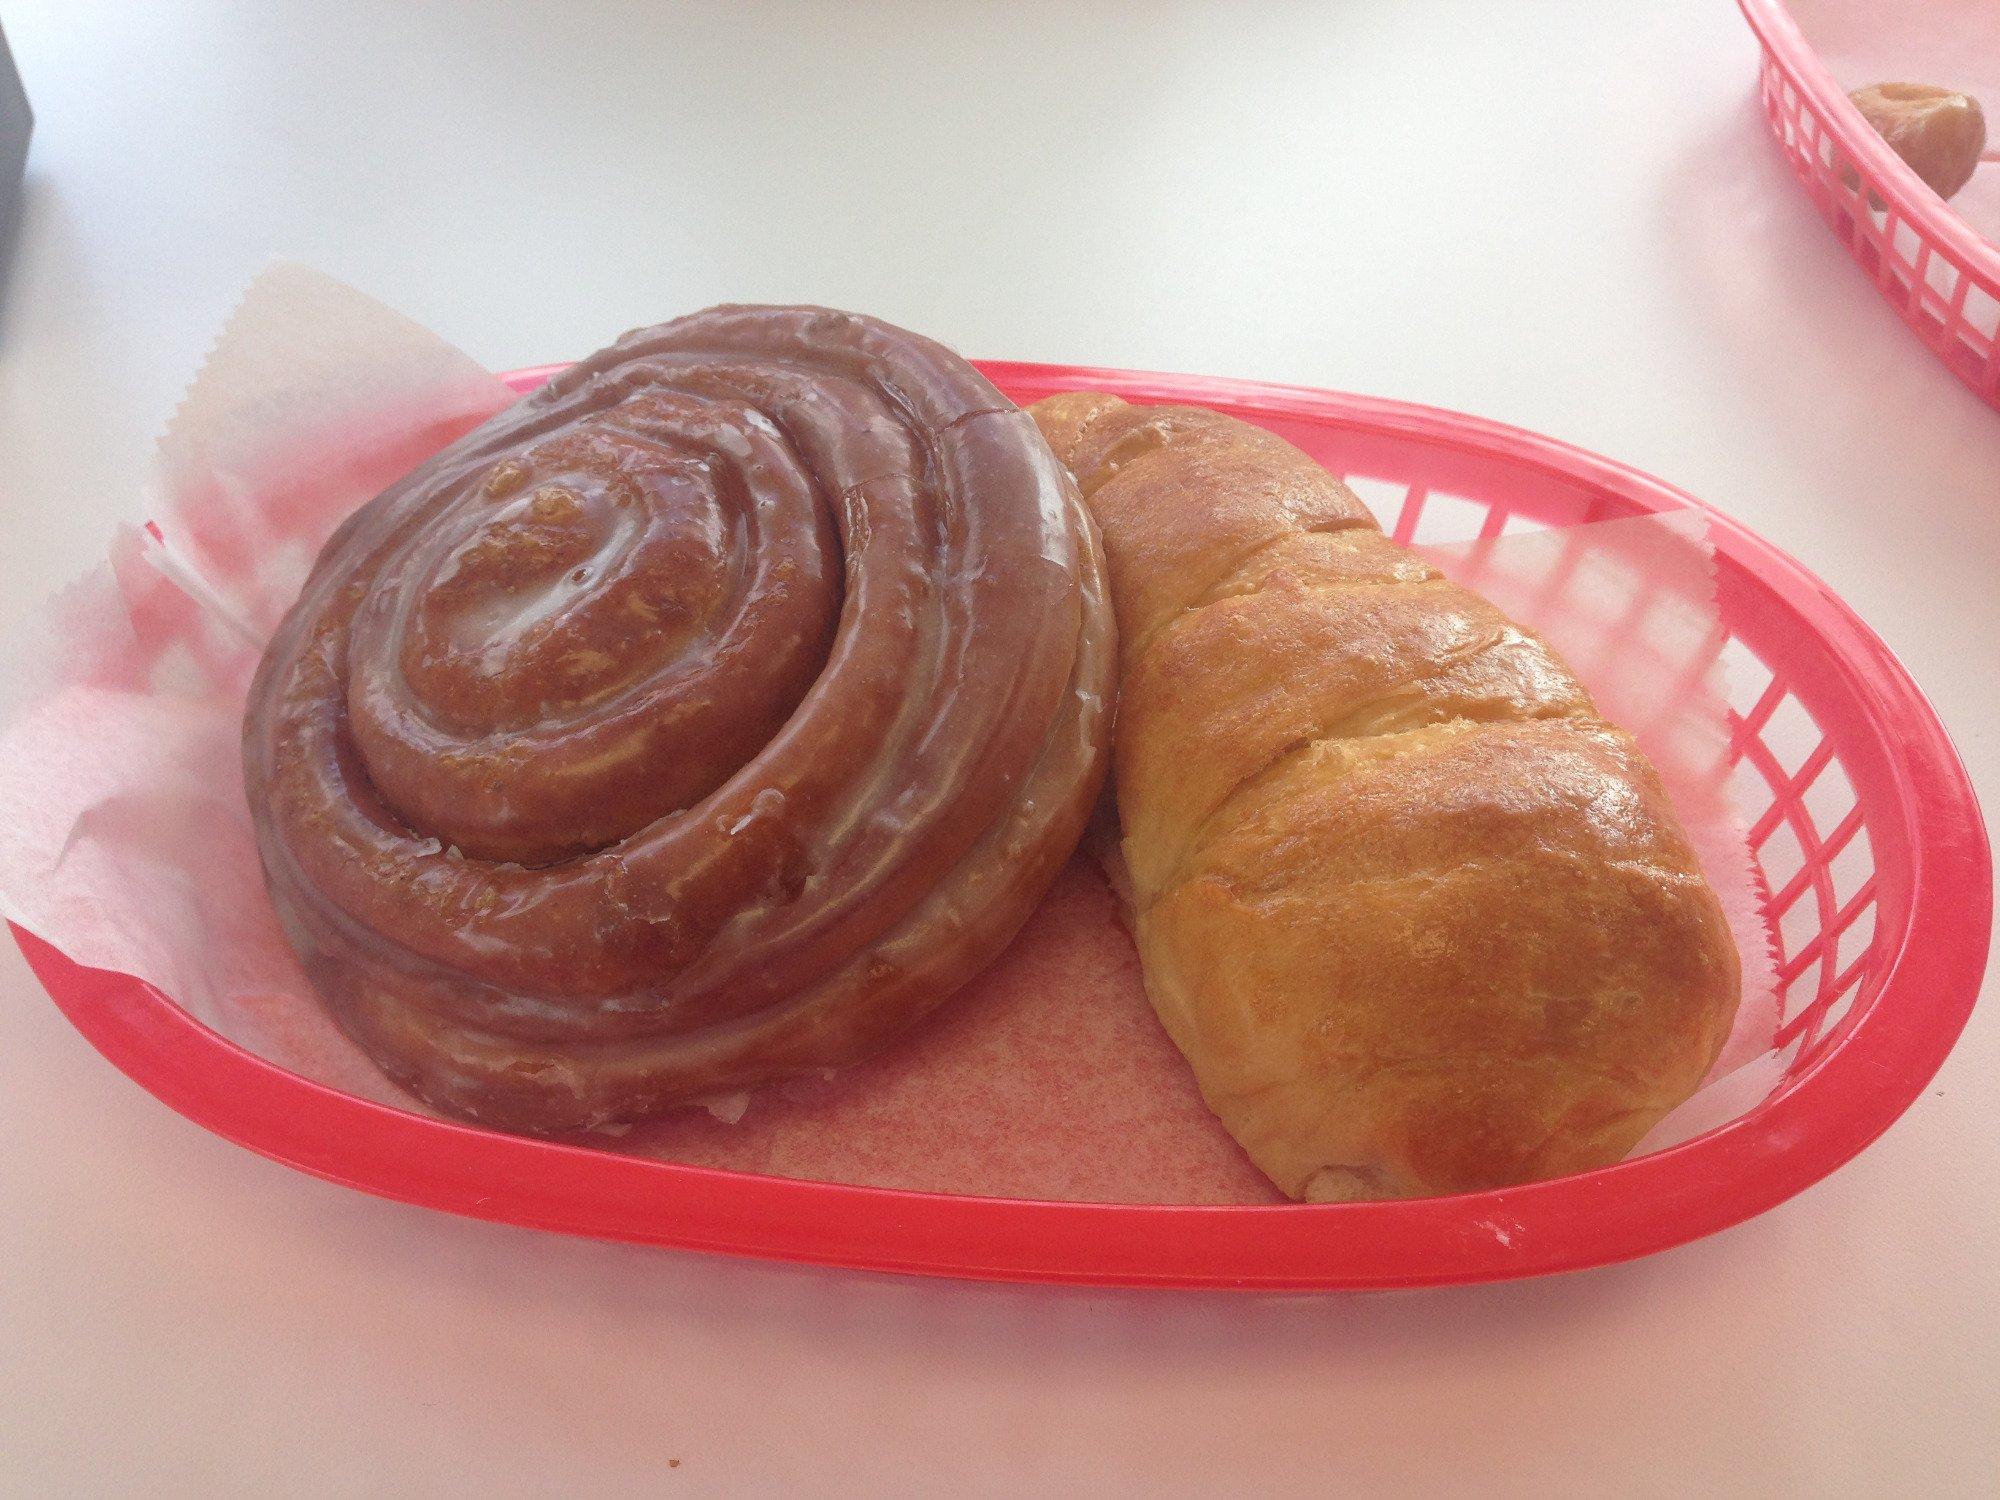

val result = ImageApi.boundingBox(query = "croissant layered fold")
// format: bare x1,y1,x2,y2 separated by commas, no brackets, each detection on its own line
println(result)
1030,393,1740,1201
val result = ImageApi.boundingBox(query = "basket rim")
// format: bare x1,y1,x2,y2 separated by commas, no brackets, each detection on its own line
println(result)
17,361,1991,1291
1738,0,2000,290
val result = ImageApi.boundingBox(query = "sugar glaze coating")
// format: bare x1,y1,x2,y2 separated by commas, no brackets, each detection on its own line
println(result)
245,307,1114,1131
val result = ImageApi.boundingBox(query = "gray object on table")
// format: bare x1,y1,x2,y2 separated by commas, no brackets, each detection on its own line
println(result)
1,20,29,241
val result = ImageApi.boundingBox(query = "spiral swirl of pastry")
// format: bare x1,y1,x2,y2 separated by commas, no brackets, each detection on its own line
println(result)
244,306,1114,1132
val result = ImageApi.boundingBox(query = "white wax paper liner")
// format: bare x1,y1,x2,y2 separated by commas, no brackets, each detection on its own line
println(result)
0,264,1781,1203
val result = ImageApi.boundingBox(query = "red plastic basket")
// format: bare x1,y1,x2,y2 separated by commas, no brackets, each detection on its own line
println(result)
14,362,1990,1290
1740,0,2000,407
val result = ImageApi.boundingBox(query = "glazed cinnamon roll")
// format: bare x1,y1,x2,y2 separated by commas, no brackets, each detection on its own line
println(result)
243,307,1114,1132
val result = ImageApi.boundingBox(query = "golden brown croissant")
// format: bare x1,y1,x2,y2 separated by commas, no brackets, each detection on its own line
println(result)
244,307,1114,1133
1029,392,1740,1201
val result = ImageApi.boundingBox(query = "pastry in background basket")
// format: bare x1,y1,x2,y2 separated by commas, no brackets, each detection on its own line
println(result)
243,306,1114,1133
1846,82,1986,202
1029,393,1741,1202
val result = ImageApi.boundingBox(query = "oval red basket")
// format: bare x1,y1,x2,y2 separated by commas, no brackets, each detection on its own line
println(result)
1740,0,2000,408
16,362,1989,1290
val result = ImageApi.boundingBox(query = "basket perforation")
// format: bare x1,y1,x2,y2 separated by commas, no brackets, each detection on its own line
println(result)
1389,484,1428,544
1768,804,1866,917
1724,674,1886,1065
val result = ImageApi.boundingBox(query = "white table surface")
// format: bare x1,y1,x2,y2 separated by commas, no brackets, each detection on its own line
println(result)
2,2,1996,1494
